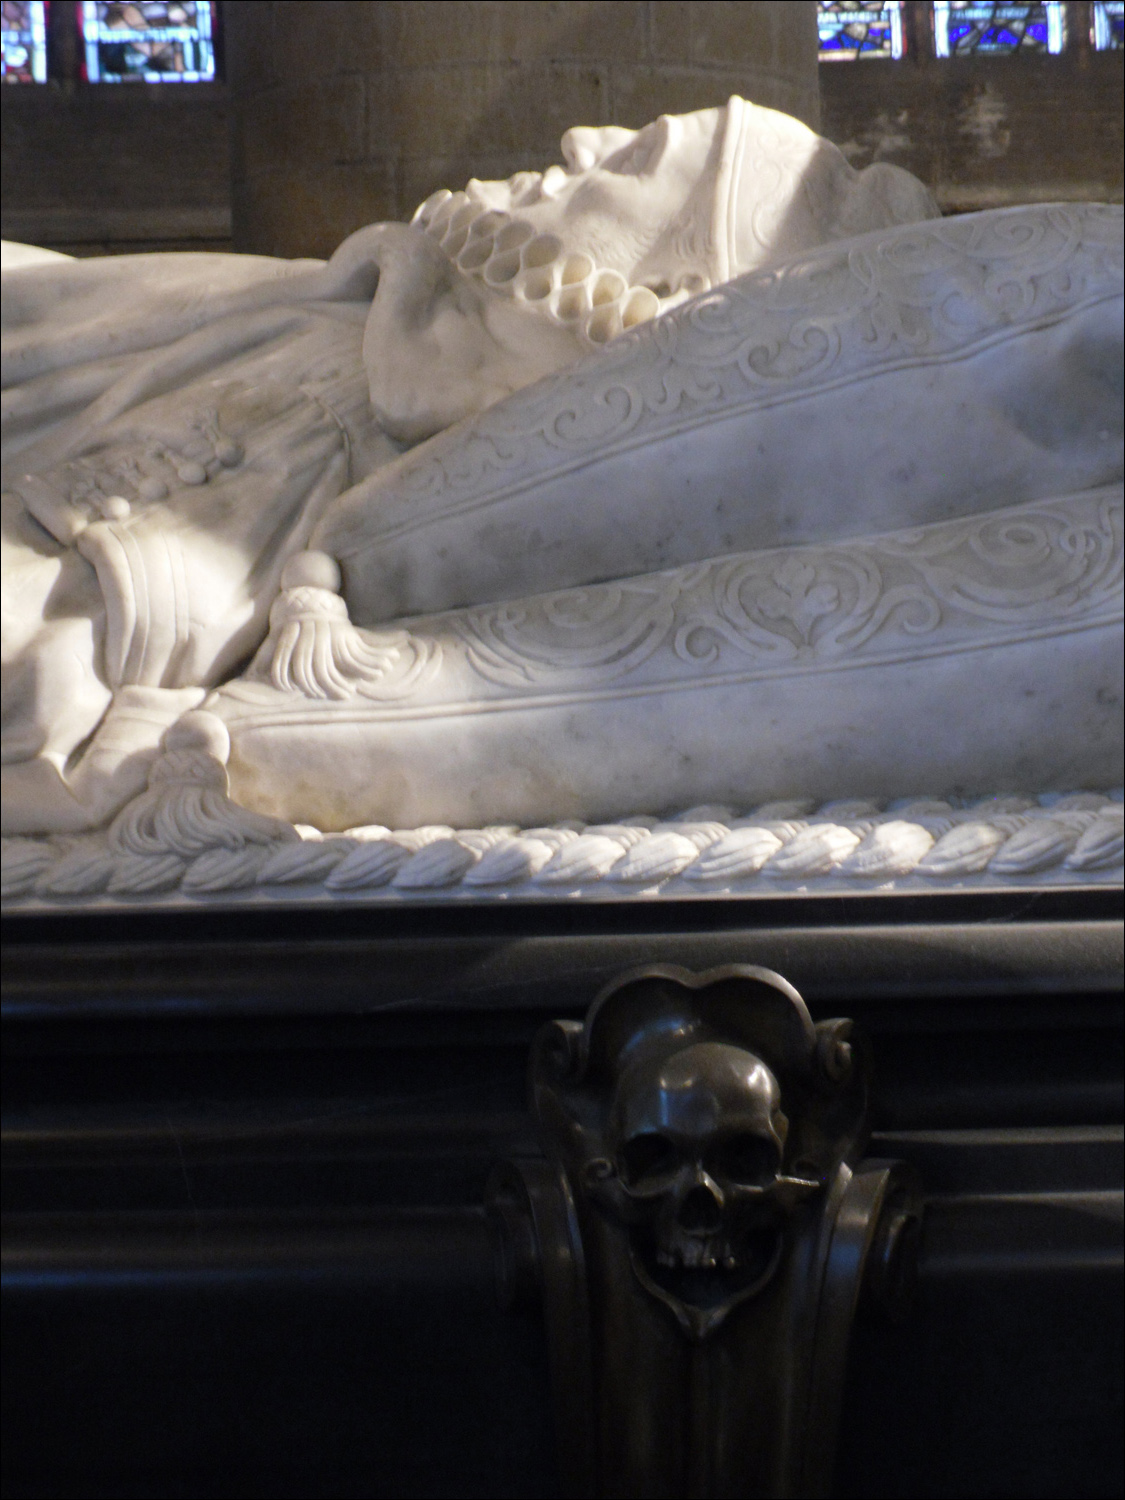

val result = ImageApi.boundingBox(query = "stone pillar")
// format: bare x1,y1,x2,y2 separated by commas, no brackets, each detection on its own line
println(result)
225,1,820,259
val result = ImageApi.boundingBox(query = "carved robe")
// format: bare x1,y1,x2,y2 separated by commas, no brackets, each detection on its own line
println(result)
2,250,384,830
1,228,589,832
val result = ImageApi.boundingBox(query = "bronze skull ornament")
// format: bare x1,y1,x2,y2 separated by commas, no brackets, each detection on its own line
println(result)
595,1039,822,1309
495,964,920,1496
528,963,872,1339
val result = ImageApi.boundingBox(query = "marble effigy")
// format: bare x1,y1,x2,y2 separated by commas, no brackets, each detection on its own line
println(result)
323,201,1123,624
2,97,1122,901
222,483,1122,832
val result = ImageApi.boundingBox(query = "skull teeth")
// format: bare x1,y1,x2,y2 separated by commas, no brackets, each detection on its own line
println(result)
653,1243,739,1271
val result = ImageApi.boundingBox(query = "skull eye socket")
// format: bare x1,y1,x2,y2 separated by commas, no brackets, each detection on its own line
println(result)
619,1131,676,1186
708,1133,780,1187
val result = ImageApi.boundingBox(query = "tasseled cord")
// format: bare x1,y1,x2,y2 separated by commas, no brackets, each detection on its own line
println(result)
252,551,403,700
108,711,297,856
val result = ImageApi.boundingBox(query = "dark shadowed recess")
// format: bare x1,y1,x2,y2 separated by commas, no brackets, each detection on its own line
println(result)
3,886,1121,1497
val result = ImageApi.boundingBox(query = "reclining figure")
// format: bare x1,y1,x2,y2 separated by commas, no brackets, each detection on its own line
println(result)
2,97,1120,837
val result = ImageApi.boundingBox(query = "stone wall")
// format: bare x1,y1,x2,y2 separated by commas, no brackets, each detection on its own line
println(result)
821,43,1122,213
0,83,232,255
224,0,821,258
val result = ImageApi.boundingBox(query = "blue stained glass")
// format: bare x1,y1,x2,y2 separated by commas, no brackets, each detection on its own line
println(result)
932,3,1066,55
80,0,215,83
1092,1,1125,49
819,2,906,59
1,0,47,83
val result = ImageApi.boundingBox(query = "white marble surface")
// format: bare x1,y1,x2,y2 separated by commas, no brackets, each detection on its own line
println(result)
1,98,1122,880
4,785,1121,905
321,203,1124,623
1,98,943,842
215,483,1123,831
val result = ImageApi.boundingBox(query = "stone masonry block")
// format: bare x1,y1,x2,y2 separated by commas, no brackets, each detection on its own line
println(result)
233,160,397,259
651,0,818,77
1,88,230,210
268,0,387,81
372,62,609,161
222,0,278,94
609,66,756,128
242,75,366,179
647,2,694,63
691,1,818,76
378,1,645,69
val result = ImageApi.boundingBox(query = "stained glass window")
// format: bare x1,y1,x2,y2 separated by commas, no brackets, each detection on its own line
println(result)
818,2,907,59
932,2,1067,55
79,0,215,82
1092,1,1125,48
1,0,47,83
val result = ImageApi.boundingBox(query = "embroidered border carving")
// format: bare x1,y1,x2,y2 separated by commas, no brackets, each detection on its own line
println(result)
329,204,1124,554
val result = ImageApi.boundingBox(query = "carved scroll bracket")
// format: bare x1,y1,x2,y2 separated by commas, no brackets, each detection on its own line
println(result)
487,964,922,1499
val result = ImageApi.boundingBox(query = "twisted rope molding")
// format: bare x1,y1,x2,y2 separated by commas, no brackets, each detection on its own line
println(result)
4,791,1121,904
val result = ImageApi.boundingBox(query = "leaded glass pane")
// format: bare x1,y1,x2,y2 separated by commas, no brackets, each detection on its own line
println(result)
1092,1,1125,49
1,0,47,83
818,2,906,59
80,0,216,82
932,2,1066,55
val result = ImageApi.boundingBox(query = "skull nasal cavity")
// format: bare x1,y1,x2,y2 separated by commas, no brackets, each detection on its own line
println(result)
679,1183,723,1232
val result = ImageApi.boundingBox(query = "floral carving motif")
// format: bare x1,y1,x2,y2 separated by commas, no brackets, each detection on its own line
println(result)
444,488,1121,695
756,560,841,643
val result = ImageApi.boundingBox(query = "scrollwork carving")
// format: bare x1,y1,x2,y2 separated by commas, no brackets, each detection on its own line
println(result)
332,203,1123,560
444,487,1121,696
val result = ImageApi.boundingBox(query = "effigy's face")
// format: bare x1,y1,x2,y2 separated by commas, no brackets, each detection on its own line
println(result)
410,97,941,355
412,108,724,345
483,112,720,290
